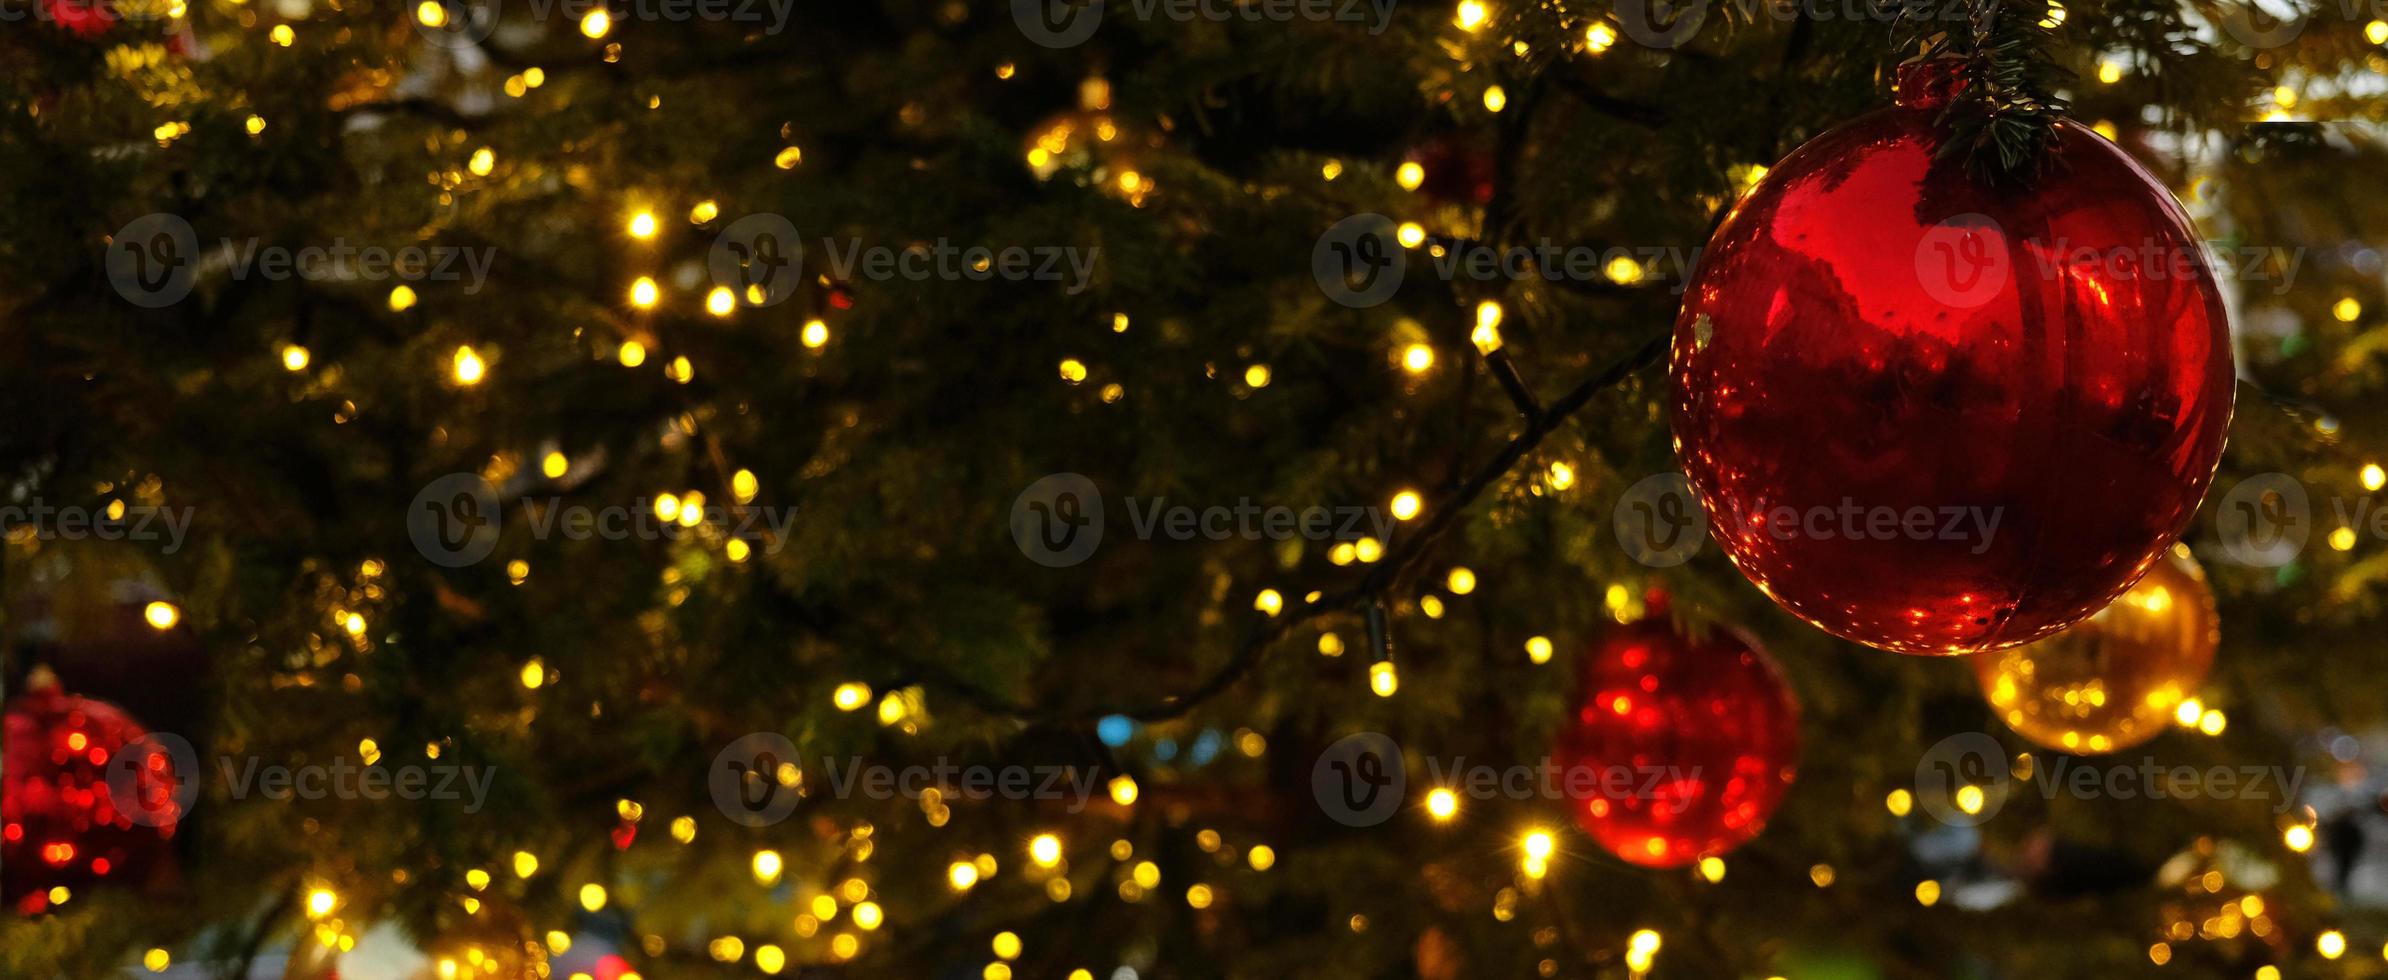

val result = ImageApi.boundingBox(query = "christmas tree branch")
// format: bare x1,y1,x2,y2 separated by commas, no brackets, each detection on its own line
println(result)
1887,0,2075,181
1021,329,1672,725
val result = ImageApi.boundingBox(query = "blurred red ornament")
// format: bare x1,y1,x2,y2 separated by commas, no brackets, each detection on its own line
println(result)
1403,136,1494,205
3,671,185,913
1670,61,2233,655
1553,600,1799,868
41,0,114,38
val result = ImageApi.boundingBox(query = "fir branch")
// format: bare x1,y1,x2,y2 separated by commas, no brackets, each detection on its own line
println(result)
1887,0,2077,182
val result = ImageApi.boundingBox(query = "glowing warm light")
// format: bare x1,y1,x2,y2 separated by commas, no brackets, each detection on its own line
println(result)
1369,661,1398,697
2318,930,2347,959
1886,789,1914,817
1698,856,1726,882
1254,589,1284,616
1059,358,1088,384
281,344,310,371
1244,364,1273,388
775,146,804,169
1391,490,1422,521
1109,775,1139,806
468,147,495,176
852,901,883,929
1446,567,1477,594
2175,697,2205,726
833,682,872,711
580,884,608,911
144,601,180,630
1482,85,1508,113
1525,636,1553,664
690,200,719,223
2368,18,2388,43
2098,60,2123,84
1625,929,1661,972
1604,255,1643,284
513,851,539,878
1547,461,1575,490
1472,301,1503,353
388,284,418,312
948,862,980,890
704,286,737,317
579,9,610,37
1030,834,1062,867
1585,22,1616,52
306,888,338,919
753,850,784,885
1426,788,1459,821
1454,0,1488,31
520,659,545,689
630,277,660,309
1915,879,1942,906
1401,344,1435,373
803,319,831,348
1396,222,1426,248
1248,845,1276,870
627,211,659,239
618,340,648,366
452,345,486,385
2338,297,2366,323
1395,161,1425,190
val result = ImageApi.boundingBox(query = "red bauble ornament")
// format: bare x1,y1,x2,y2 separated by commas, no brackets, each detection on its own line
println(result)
1670,62,2233,655
1553,600,1799,868
2,674,185,914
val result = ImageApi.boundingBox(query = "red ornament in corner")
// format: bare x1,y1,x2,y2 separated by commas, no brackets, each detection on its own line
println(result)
2,670,186,914
1669,61,2233,655
1552,598,1799,868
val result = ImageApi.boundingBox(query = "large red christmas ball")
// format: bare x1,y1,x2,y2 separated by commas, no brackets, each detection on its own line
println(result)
1553,601,1799,868
2,676,185,914
1670,63,2234,655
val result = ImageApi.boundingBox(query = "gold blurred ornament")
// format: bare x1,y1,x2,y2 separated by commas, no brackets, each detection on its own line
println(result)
1973,545,2217,754
1021,77,1164,204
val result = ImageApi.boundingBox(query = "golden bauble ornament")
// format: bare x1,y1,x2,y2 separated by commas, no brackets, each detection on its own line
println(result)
1972,545,2218,754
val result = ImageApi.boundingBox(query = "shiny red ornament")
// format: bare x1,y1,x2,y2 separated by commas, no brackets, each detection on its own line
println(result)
1553,600,1799,868
2,676,184,913
1670,62,2233,655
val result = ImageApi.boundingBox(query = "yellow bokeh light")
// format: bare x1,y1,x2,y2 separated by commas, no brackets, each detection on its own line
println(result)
1455,0,1488,31
144,601,180,630
1401,344,1435,373
630,277,660,309
579,9,610,37
1483,85,1507,112
281,344,310,371
1426,788,1459,821
451,345,486,385
1390,490,1422,521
